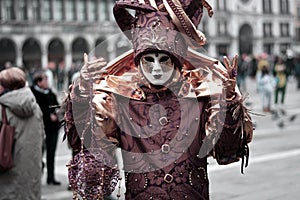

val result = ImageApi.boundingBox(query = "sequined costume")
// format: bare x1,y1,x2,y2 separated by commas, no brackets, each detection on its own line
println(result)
63,1,253,199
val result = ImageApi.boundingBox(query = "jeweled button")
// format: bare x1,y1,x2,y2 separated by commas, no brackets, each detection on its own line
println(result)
161,144,170,153
159,116,168,126
164,173,173,183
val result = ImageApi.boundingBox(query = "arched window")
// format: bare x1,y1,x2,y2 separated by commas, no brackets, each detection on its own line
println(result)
22,38,42,70
239,24,253,55
0,38,16,70
95,38,109,60
72,37,89,62
48,38,65,63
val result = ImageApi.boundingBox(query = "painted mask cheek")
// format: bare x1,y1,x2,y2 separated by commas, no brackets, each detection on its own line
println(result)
160,63,174,72
159,56,174,72
141,56,155,73
144,63,155,73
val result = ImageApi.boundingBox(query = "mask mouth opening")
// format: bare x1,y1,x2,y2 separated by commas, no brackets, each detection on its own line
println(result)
153,74,162,79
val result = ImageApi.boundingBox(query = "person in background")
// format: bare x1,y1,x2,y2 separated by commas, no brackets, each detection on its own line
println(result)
0,67,44,200
45,62,56,91
30,71,61,185
237,53,250,94
248,54,257,80
274,57,288,106
294,55,300,90
57,61,66,91
285,49,295,78
259,66,275,112
256,53,270,93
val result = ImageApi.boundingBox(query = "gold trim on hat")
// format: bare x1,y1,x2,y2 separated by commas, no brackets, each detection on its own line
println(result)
149,0,158,10
138,0,146,5
202,0,214,17
162,0,206,46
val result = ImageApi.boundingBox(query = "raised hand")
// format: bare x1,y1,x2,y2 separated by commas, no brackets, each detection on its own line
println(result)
79,53,107,93
223,55,238,100
213,55,238,101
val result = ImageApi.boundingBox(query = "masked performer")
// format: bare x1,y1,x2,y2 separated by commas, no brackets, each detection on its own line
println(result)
64,0,253,199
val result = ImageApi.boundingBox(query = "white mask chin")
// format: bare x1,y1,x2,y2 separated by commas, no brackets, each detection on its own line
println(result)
139,53,175,86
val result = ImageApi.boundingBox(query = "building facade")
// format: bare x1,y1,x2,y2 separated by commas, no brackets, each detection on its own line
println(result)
292,0,300,53
200,0,294,58
0,0,130,72
0,0,296,72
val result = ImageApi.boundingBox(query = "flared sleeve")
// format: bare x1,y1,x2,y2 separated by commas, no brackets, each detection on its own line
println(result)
64,78,119,152
63,79,120,199
205,93,253,172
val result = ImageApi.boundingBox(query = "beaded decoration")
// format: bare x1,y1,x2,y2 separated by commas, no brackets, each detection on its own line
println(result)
66,75,120,199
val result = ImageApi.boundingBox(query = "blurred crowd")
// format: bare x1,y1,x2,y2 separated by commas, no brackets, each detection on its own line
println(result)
2,60,82,95
227,51,300,113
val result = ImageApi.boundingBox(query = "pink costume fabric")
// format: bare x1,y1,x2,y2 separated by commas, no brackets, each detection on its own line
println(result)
63,0,253,199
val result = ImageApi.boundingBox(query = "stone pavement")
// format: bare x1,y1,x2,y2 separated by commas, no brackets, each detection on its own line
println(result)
41,131,73,200
208,77,300,200
41,77,300,200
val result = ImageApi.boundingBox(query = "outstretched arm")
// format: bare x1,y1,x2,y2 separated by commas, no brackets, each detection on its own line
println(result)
207,56,253,171
63,53,119,153
63,54,122,198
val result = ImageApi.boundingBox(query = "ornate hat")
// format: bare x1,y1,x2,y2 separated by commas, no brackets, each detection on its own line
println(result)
113,0,213,65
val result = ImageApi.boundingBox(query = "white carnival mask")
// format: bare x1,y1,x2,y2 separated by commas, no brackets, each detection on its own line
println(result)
139,53,175,86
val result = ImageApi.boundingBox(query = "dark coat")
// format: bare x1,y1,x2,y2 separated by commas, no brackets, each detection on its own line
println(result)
30,86,59,134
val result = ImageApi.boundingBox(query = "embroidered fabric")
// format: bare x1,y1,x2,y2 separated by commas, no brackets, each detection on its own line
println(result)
125,161,209,199
68,149,119,199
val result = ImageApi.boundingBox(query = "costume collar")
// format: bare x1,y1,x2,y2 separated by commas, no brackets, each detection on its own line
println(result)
95,48,226,100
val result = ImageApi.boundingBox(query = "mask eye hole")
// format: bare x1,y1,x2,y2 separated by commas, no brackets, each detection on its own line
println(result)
144,56,154,62
160,56,170,63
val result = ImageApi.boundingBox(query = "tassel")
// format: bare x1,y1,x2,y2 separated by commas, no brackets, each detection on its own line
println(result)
201,0,214,17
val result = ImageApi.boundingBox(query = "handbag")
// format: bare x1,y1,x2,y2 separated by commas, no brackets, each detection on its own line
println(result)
67,149,120,199
0,105,15,172
63,91,120,199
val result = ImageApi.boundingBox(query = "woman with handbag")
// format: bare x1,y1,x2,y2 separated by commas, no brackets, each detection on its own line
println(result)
0,67,45,200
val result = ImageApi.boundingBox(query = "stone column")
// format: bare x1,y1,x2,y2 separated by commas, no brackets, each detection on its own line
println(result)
41,45,48,70
64,36,73,71
16,46,23,67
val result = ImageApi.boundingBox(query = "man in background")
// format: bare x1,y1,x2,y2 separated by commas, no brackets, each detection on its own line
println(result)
31,71,61,185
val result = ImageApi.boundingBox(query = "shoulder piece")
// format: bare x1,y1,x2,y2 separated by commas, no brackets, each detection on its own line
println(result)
93,50,145,100
182,48,238,98
93,73,145,101
104,49,136,76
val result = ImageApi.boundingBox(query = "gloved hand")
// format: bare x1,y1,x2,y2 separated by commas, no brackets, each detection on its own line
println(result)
213,55,238,101
222,55,238,101
93,92,116,123
79,53,107,93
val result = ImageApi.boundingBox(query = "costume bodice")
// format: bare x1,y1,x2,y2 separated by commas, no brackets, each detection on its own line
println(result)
115,86,210,199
